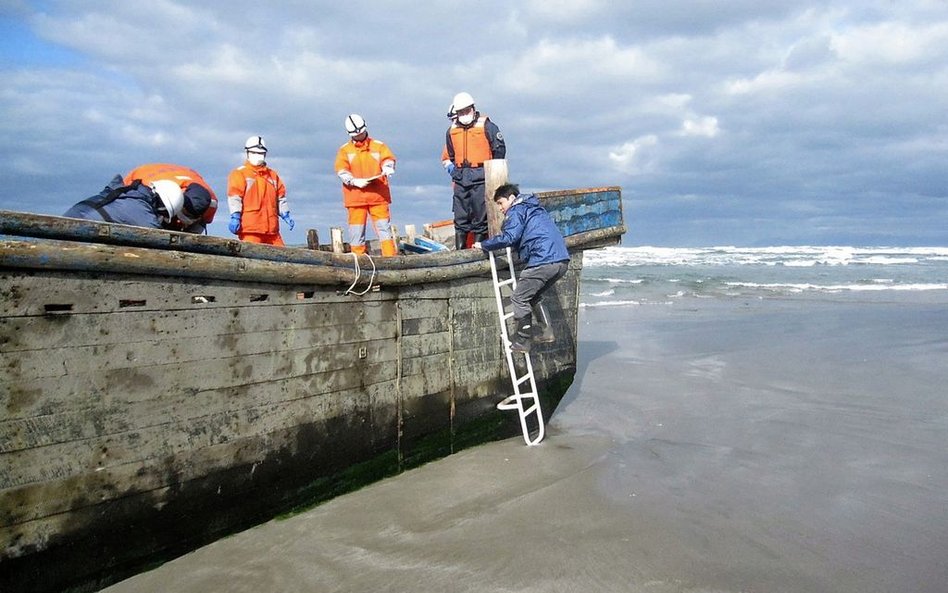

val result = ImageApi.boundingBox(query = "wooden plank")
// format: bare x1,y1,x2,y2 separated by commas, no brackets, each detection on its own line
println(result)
1,318,398,390
2,362,401,489
330,227,344,253
484,159,509,236
4,315,399,380
306,228,319,250
1,325,399,419
398,295,448,318
0,295,398,352
399,332,451,360
397,283,451,300
401,352,451,379
0,270,396,318
1,380,396,525
399,315,448,336
0,337,401,452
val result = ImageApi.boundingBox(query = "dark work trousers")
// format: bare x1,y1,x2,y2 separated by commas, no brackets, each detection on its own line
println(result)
510,260,569,319
452,182,488,242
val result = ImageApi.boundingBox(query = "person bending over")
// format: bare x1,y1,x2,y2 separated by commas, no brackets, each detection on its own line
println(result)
64,175,209,232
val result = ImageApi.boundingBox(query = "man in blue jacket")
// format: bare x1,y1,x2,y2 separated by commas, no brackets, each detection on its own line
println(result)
474,183,570,352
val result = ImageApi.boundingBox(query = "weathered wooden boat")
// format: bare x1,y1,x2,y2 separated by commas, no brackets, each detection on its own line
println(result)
0,186,624,593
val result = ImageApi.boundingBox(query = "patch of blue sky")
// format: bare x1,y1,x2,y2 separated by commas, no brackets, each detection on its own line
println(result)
0,16,84,68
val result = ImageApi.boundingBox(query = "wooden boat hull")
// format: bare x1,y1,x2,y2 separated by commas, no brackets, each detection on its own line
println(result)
0,187,623,592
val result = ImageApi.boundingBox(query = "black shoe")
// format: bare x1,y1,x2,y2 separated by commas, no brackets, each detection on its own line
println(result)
510,315,533,352
454,230,469,250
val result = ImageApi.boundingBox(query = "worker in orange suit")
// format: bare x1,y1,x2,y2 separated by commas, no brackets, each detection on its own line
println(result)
124,163,218,234
226,135,293,246
334,114,398,256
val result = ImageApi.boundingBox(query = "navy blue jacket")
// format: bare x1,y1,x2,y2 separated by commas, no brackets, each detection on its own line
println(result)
64,175,164,229
481,193,569,267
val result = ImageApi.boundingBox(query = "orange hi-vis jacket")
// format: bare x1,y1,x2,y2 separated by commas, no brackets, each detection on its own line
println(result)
440,115,496,167
227,162,286,236
335,137,396,208
124,163,219,223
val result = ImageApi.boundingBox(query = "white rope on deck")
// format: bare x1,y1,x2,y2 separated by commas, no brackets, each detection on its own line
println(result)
344,251,377,296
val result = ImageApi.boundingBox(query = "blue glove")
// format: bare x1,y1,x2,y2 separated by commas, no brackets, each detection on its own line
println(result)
445,162,456,175
228,212,241,234
280,211,295,231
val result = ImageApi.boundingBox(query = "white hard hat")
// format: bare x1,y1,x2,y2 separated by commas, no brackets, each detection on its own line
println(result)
448,91,475,117
151,179,185,219
344,114,367,137
244,135,267,152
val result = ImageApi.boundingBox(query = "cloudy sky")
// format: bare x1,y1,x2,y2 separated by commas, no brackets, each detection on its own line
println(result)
1,0,946,246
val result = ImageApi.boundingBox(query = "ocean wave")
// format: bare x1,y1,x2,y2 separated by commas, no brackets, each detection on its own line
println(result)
599,277,644,284
585,245,948,268
724,281,948,293
580,300,644,308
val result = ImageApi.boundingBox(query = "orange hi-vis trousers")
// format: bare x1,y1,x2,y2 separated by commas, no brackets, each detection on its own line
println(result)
238,232,285,247
347,203,396,256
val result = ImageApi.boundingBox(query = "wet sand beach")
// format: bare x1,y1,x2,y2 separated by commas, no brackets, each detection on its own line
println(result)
104,298,948,593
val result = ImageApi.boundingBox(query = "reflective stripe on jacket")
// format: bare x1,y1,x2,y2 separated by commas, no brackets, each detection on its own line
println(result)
227,162,286,235
334,138,396,208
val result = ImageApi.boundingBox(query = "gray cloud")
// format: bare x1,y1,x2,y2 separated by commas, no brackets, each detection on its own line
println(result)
1,0,946,246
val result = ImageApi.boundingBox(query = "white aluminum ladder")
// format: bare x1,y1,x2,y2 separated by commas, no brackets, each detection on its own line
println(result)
489,248,545,446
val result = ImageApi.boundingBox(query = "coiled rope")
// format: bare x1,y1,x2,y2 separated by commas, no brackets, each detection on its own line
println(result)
344,251,377,296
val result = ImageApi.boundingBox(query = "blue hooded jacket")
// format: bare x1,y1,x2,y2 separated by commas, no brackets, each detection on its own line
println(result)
481,193,569,267
63,175,164,229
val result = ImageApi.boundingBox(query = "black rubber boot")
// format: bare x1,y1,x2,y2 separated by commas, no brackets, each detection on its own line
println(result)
455,230,469,250
510,315,532,353
532,303,555,343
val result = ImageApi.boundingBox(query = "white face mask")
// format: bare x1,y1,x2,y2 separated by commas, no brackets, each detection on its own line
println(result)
457,111,476,126
247,151,266,166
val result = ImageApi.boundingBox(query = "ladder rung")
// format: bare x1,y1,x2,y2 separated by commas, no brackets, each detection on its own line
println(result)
514,374,531,387
502,312,514,321
496,395,520,410
496,278,516,287
496,396,540,417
